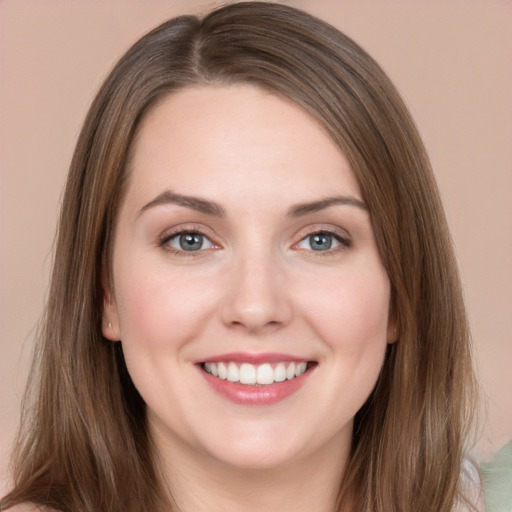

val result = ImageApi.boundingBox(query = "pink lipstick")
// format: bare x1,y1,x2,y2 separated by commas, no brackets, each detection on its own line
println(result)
196,352,316,405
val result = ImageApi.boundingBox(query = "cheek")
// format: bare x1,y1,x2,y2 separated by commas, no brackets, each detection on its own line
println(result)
298,261,391,356
303,263,391,416
113,260,219,352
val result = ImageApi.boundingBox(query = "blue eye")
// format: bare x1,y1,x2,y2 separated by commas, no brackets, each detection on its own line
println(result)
297,232,348,252
164,232,214,252
309,233,334,251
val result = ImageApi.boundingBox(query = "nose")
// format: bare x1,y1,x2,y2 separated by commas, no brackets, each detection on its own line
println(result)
219,251,293,334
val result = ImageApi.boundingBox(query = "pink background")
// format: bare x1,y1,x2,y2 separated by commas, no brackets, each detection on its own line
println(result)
1,0,511,490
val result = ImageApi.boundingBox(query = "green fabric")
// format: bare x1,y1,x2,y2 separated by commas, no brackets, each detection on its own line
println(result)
480,439,512,512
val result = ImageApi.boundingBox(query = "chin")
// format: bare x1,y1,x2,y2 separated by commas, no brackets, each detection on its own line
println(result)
208,443,304,472
196,418,345,472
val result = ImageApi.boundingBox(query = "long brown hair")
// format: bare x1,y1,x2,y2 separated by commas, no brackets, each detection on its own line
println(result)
1,2,477,511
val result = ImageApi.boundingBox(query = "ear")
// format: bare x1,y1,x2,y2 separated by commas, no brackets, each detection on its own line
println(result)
386,306,399,344
102,267,121,342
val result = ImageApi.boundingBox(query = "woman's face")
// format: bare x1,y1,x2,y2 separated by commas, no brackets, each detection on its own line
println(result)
104,85,395,471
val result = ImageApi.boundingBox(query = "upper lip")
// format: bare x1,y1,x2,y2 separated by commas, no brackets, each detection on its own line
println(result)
197,352,312,365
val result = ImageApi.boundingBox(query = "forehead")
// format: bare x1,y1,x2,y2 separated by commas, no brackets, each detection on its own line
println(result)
125,84,362,207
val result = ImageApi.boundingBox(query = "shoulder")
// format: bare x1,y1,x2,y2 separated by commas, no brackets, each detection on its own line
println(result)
479,440,512,512
456,459,486,512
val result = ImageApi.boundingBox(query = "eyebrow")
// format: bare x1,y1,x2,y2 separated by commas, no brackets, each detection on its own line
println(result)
137,191,367,218
287,195,367,216
138,191,226,217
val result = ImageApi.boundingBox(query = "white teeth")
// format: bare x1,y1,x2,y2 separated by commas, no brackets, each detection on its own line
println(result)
217,362,227,380
239,363,256,384
295,362,307,376
227,362,239,382
256,363,274,385
286,362,296,380
203,361,309,385
274,363,287,382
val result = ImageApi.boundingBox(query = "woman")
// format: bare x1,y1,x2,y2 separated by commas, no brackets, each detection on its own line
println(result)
1,2,482,511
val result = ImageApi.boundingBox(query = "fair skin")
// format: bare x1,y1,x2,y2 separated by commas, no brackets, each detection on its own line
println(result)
101,84,395,512
10,84,486,512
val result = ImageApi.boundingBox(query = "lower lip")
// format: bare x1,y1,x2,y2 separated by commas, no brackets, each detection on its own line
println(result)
198,366,313,406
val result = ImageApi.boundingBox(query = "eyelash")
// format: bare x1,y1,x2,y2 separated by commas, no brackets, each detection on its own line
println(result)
157,226,351,256
293,227,351,256
158,226,218,257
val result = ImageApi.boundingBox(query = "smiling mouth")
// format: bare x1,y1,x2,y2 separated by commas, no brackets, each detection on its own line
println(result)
200,361,317,386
